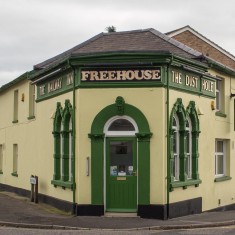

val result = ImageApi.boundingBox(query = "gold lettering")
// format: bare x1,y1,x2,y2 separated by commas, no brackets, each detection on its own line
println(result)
152,70,160,80
81,71,90,81
99,71,108,80
134,70,143,80
116,71,126,80
125,70,135,80
172,71,182,84
144,70,152,80
185,75,198,88
90,71,100,81
107,71,116,80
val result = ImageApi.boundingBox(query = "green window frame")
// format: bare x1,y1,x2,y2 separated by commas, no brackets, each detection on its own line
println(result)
51,99,74,189
169,99,201,191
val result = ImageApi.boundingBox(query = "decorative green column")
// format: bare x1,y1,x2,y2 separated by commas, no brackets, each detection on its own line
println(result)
89,133,105,205
61,130,70,181
136,133,152,205
52,131,61,180
179,129,187,182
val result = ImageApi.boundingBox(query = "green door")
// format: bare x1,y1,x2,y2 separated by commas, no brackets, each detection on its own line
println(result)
106,137,137,212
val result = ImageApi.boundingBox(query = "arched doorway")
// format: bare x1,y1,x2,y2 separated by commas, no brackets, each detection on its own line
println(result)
104,116,138,212
89,97,152,215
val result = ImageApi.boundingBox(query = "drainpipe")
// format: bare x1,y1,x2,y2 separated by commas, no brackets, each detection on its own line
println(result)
68,59,76,214
166,56,173,219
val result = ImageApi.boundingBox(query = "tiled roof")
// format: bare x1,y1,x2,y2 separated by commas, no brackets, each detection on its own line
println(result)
166,25,235,61
34,28,202,70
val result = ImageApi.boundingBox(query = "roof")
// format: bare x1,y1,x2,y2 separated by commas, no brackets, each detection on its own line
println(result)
166,25,235,62
0,71,33,93
34,28,202,70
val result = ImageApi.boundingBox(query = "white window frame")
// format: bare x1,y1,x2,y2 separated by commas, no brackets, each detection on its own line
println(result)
215,139,226,178
186,118,192,179
172,115,179,181
104,115,138,137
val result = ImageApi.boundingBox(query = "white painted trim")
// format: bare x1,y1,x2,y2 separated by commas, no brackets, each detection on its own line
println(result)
104,115,138,137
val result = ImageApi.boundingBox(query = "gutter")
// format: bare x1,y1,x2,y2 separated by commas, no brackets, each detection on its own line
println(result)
166,56,173,219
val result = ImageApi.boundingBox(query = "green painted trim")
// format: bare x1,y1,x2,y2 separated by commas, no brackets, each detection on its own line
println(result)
214,176,232,182
89,96,152,206
169,67,216,99
27,116,35,120
106,137,137,211
169,86,215,99
170,179,202,191
36,88,73,103
215,111,227,118
52,100,74,184
11,172,18,177
169,99,201,187
51,180,75,190
12,120,18,124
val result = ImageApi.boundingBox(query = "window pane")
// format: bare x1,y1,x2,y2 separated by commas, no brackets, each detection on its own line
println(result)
186,132,190,153
216,141,223,152
173,131,177,153
217,155,224,175
110,141,133,176
172,117,176,127
108,119,135,131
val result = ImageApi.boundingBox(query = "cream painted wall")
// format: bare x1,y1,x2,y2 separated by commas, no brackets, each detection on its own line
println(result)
75,87,167,205
0,79,74,203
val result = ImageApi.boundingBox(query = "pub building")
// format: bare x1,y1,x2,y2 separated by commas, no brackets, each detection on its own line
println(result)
1,27,235,219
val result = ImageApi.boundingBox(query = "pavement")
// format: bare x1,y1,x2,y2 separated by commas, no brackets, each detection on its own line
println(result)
0,191,235,231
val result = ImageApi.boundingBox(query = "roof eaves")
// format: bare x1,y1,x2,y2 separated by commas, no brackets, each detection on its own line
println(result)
33,32,105,70
0,71,33,93
201,55,235,76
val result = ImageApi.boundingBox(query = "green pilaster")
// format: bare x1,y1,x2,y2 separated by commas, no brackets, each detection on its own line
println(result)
192,130,200,180
169,129,175,184
89,133,105,205
179,130,187,182
136,133,152,204
52,131,61,180
61,130,70,181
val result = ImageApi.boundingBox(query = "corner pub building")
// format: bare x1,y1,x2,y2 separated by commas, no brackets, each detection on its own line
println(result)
1,27,235,220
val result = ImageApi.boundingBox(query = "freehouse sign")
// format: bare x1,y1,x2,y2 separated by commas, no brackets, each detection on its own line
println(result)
81,68,161,82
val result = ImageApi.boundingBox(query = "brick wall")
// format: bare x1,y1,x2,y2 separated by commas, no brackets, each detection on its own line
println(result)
172,31,235,70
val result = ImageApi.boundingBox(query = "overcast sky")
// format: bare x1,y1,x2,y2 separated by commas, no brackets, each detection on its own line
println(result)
1,0,235,86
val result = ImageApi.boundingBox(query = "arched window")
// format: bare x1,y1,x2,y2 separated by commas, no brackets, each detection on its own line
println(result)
104,116,138,136
51,100,74,189
170,99,201,191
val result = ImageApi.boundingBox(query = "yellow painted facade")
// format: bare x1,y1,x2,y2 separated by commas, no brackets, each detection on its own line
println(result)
1,28,235,219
